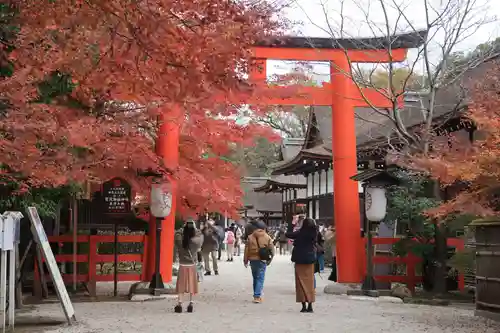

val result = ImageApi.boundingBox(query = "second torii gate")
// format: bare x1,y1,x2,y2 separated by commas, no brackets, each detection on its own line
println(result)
240,31,426,283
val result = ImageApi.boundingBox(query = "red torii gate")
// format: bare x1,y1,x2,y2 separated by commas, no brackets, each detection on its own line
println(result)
147,31,426,285
245,32,425,283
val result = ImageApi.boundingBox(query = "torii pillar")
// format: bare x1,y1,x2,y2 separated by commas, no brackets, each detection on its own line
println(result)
241,32,425,282
145,107,180,284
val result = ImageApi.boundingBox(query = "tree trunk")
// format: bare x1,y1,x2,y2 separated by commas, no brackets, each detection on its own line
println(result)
432,180,447,295
433,223,448,295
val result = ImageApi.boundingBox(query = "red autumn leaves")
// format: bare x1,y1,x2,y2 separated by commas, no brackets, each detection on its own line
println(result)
0,0,284,217
413,60,500,217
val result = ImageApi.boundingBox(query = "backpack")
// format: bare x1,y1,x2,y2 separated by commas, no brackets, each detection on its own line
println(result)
214,225,225,243
226,231,235,244
255,235,272,261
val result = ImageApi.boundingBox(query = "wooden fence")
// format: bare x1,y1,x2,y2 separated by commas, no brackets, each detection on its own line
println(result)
363,237,465,293
33,235,466,297
34,234,149,297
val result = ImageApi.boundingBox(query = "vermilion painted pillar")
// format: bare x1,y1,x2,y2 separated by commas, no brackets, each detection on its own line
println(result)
145,108,180,284
330,56,363,283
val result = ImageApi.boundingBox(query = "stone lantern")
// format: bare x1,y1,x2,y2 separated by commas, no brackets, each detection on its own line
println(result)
351,169,399,297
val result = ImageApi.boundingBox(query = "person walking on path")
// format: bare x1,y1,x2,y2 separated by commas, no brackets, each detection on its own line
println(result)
243,222,274,304
316,225,326,273
277,223,288,255
286,217,317,313
324,226,337,282
234,224,243,256
174,219,204,313
225,227,236,262
202,220,220,276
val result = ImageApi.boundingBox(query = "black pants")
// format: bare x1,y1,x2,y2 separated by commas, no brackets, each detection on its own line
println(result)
328,257,337,282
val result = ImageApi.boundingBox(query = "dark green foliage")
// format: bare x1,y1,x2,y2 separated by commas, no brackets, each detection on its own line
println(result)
387,170,478,292
0,3,17,117
35,71,77,104
0,3,18,50
175,215,185,230
386,170,440,239
0,182,81,218
229,137,281,176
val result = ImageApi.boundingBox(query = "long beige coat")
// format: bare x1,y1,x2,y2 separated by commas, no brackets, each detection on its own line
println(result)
324,229,336,256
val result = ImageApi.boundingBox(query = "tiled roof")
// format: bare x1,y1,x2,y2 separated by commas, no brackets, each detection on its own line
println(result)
241,178,283,217
281,138,304,161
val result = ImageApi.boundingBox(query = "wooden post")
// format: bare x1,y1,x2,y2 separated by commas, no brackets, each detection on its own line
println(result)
87,236,97,298
140,236,149,282
113,223,118,297
406,253,417,294
70,198,78,293
33,247,48,299
14,244,22,309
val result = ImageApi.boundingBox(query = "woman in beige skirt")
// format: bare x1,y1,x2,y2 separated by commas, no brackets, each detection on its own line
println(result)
174,219,204,313
286,217,317,313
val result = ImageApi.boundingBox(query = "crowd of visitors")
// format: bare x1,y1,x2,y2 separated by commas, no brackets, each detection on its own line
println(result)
173,214,335,314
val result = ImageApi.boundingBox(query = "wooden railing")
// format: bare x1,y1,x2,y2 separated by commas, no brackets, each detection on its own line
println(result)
34,234,149,297
362,237,465,293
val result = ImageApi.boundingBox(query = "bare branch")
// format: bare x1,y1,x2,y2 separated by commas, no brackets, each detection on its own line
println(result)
295,0,498,158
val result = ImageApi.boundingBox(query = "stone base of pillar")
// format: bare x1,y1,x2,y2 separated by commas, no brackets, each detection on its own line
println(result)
128,281,176,301
323,282,359,295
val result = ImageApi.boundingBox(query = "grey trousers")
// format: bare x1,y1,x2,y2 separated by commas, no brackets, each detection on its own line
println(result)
203,251,218,272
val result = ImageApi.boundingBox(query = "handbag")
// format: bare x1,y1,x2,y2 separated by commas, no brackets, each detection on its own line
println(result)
188,249,203,282
255,235,272,261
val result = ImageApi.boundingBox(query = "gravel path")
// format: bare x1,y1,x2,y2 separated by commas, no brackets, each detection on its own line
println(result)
20,254,500,333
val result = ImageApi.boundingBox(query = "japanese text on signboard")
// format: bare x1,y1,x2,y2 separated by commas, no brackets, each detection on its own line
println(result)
102,178,131,216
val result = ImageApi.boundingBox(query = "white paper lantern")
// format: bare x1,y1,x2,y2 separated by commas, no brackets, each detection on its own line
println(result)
150,182,172,218
365,186,387,222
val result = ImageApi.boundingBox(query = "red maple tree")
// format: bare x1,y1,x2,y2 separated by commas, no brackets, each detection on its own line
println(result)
412,60,500,217
0,1,284,217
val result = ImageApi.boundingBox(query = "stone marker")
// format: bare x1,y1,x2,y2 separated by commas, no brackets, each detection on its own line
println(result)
391,285,412,299
324,283,352,295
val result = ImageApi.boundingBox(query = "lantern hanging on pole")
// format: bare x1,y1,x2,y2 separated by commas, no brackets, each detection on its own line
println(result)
149,180,172,295
150,182,172,218
351,169,399,297
365,186,387,222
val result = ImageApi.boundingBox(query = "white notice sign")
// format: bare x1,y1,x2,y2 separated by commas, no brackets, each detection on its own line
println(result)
27,207,76,324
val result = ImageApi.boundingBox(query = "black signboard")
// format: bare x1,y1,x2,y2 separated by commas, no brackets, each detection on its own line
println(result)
101,177,132,216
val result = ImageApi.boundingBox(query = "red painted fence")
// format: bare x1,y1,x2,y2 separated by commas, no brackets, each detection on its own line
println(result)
33,235,465,297
363,237,465,293
34,234,149,297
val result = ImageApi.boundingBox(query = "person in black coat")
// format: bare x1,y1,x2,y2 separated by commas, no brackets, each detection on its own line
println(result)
316,227,326,273
286,217,317,313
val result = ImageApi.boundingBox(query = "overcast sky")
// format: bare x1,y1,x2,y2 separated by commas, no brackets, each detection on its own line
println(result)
268,0,500,81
